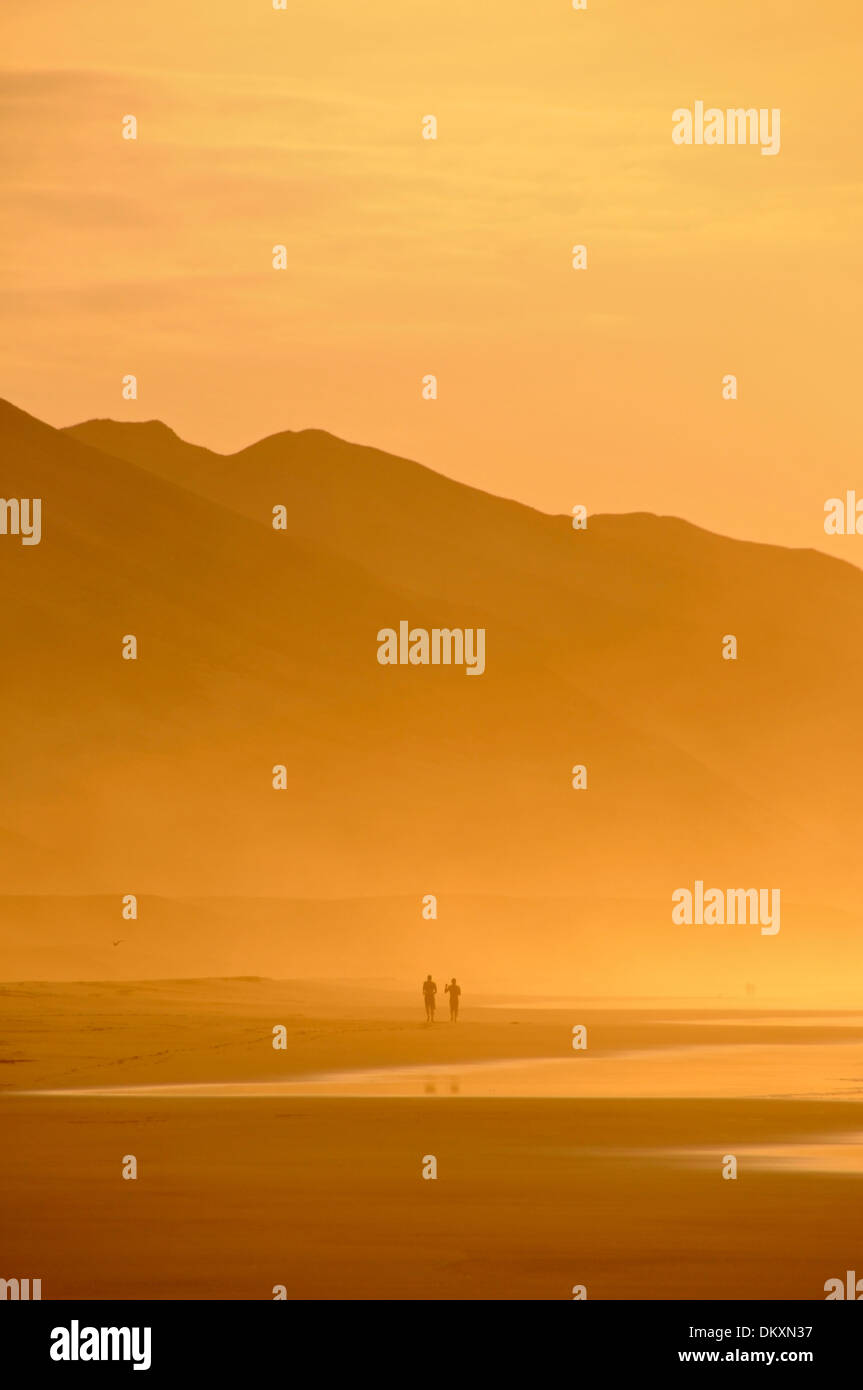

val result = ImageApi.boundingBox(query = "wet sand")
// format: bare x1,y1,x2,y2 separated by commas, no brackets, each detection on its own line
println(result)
31,1040,863,1102
2,981,862,1299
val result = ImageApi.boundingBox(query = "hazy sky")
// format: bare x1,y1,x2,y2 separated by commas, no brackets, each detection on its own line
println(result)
3,0,862,558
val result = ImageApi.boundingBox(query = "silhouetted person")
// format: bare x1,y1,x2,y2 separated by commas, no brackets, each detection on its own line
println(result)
445,977,461,1022
422,974,437,1023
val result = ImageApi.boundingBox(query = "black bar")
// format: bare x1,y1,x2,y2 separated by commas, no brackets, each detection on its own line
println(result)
2,1300,858,1375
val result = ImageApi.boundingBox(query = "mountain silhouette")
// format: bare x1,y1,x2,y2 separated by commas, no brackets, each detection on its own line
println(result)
0,397,860,996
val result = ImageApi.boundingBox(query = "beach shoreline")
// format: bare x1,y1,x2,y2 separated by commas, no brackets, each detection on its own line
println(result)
2,981,862,1299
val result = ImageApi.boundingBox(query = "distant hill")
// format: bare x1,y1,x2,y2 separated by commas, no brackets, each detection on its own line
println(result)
0,397,859,997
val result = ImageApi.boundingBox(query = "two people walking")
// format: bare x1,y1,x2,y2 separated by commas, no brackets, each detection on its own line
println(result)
423,974,461,1023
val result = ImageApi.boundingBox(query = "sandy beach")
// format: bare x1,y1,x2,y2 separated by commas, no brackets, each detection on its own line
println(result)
2,980,862,1300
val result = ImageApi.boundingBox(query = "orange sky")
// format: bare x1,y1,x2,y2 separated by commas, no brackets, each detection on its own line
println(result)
3,0,862,559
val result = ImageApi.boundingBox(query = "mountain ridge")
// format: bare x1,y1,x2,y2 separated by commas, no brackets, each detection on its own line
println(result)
1,395,861,996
